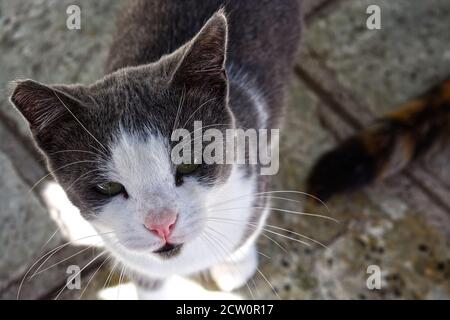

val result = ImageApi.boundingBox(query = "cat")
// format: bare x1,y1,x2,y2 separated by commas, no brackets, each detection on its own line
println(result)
9,0,302,298
307,77,450,201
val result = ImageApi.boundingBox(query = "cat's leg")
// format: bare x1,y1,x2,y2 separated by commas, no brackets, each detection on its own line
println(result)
210,242,258,292
135,279,166,300
124,270,171,300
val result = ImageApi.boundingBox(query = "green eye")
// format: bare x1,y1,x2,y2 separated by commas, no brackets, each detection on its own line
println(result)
95,181,125,197
176,163,199,175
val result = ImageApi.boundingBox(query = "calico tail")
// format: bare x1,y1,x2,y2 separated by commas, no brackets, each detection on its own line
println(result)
307,77,450,201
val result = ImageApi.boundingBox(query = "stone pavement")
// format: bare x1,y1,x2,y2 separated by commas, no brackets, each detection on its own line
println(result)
0,0,449,299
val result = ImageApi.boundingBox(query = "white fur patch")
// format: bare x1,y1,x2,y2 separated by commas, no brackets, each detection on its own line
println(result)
92,129,259,280
210,243,258,292
136,276,242,300
97,276,241,300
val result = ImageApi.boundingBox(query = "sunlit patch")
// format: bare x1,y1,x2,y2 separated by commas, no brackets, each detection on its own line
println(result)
97,282,139,300
98,276,242,300
41,181,103,247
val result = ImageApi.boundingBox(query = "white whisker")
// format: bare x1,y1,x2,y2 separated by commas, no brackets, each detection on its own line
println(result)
53,90,108,152
31,242,102,278
40,228,59,250
171,86,186,134
78,255,112,300
208,190,330,213
256,267,280,300
203,229,256,300
180,97,216,129
16,231,114,300
54,251,107,300
29,160,98,192
209,206,338,223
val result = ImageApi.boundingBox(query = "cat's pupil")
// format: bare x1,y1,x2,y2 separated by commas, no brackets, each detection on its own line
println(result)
175,175,184,187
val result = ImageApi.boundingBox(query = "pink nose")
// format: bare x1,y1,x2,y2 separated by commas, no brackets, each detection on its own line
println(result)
144,208,177,240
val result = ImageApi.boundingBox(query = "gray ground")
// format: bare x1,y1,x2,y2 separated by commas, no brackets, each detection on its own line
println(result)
0,0,449,300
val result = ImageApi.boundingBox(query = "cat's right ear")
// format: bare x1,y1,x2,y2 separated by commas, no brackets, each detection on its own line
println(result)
171,10,228,93
9,79,83,145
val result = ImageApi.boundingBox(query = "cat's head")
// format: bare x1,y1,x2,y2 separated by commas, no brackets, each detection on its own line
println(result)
9,12,250,274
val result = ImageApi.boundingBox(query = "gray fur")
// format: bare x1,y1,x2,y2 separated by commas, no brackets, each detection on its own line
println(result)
10,0,303,289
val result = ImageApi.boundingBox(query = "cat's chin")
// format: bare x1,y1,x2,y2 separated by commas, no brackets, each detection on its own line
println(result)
104,234,188,259
117,242,184,260
100,232,232,278
152,243,183,258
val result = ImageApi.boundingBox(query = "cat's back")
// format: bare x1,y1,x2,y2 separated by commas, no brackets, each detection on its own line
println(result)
106,0,302,75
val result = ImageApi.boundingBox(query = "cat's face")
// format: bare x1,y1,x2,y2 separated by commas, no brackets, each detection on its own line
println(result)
10,13,255,275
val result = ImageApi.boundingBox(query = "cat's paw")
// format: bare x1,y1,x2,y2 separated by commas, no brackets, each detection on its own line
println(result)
210,244,258,292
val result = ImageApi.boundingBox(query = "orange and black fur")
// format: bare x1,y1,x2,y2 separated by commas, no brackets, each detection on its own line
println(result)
307,77,450,201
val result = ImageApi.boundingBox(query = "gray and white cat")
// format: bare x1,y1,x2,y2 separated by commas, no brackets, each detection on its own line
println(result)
10,0,302,298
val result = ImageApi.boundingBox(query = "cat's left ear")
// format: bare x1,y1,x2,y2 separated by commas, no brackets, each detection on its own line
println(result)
171,9,228,92
9,79,86,148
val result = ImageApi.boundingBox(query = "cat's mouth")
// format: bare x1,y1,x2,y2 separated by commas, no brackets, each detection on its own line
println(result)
153,243,183,258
